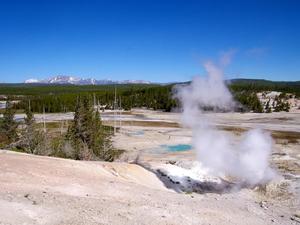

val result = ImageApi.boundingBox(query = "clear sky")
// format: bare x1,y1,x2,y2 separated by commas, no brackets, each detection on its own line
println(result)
0,0,299,83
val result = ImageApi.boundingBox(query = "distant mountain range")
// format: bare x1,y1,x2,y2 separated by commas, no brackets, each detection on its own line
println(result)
19,76,300,87
24,75,151,85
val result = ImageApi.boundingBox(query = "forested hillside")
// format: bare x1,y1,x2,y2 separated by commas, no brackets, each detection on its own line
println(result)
0,79,299,113
229,79,300,96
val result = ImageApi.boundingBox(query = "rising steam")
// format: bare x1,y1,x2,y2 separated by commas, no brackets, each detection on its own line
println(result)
175,61,275,186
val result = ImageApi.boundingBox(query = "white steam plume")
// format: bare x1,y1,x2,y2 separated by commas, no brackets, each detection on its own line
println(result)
175,61,275,186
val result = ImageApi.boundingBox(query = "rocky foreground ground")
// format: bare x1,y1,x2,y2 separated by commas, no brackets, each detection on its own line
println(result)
1,110,300,224
0,150,299,225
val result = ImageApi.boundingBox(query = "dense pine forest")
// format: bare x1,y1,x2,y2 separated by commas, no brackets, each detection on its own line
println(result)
229,79,300,96
0,83,177,112
0,79,299,113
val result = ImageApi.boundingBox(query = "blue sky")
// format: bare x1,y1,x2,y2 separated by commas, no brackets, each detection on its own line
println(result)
0,0,299,83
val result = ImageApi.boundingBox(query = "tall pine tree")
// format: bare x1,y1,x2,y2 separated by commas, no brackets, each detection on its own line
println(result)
67,95,117,161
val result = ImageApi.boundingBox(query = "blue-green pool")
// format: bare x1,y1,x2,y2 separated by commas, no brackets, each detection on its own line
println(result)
161,144,192,152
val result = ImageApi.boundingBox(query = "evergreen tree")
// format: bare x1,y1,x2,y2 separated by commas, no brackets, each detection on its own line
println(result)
79,96,94,147
66,97,83,159
24,100,34,126
67,96,97,159
1,100,18,143
66,96,115,160
91,109,105,157
284,102,290,112
265,100,272,113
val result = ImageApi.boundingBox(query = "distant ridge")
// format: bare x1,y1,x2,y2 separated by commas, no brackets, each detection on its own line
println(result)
24,75,151,85
228,78,300,86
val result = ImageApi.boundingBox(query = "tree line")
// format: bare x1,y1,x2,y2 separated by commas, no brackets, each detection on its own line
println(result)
1,79,299,113
12,85,176,113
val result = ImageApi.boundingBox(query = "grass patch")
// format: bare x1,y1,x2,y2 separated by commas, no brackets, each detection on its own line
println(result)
271,130,300,144
102,120,181,128
0,109,24,114
218,125,247,134
35,121,65,129
219,125,299,144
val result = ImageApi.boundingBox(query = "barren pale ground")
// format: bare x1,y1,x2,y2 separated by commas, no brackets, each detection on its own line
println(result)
1,110,300,225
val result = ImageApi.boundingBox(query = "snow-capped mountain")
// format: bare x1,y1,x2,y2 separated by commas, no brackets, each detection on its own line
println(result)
24,75,151,85
24,78,40,83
